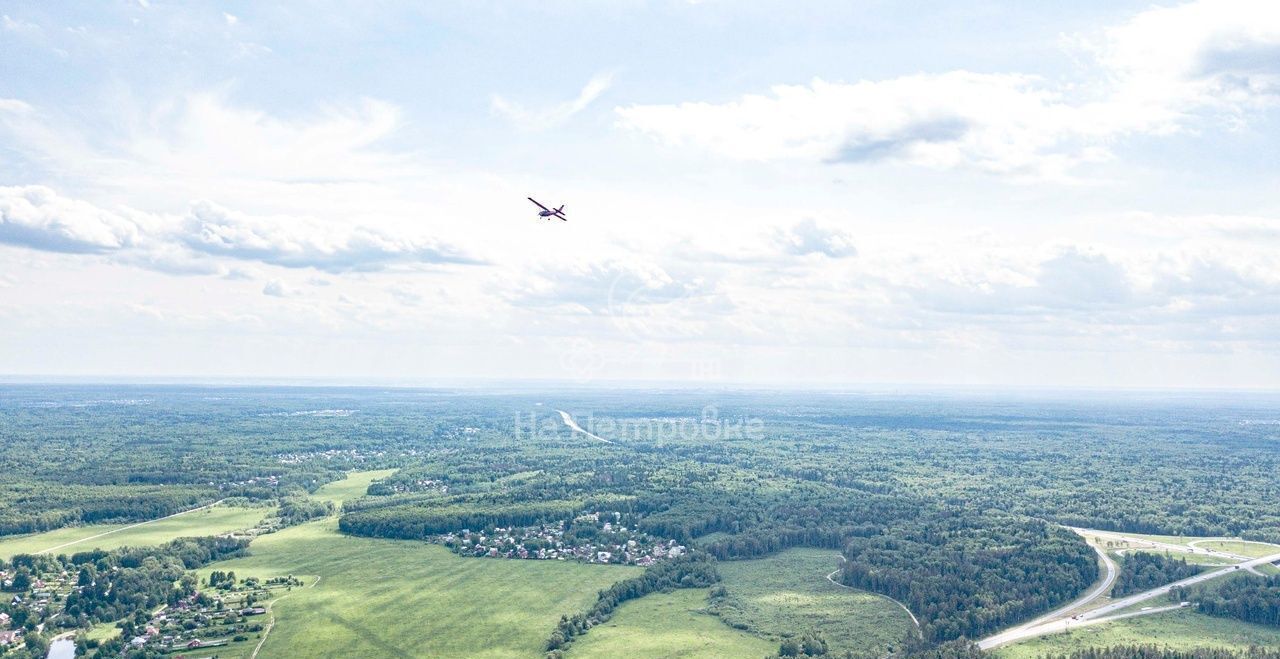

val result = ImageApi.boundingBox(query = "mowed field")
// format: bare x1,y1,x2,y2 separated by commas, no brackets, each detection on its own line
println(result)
569,588,776,659
570,548,913,658
995,608,1280,658
191,471,642,659
1194,539,1280,558
0,504,267,558
309,468,397,508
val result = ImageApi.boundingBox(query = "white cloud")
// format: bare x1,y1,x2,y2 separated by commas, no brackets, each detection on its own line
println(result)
492,73,614,130
223,13,239,27
0,186,482,273
0,186,153,254
776,218,857,258
262,279,291,297
618,73,1095,177
616,0,1280,178
183,201,482,272
2,14,42,37
1088,0,1280,122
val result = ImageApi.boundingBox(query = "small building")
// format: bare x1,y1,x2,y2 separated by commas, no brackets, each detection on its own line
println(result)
0,630,24,646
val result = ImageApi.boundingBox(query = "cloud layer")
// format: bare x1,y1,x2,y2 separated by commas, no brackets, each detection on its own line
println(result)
616,0,1280,178
0,186,480,273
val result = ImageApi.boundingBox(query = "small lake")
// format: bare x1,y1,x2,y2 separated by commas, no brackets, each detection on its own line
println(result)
47,638,75,659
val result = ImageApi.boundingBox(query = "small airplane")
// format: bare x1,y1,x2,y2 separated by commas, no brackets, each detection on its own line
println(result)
528,197,567,221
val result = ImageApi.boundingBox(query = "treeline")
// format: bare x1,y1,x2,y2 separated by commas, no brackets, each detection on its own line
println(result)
545,551,720,656
1176,575,1280,627
340,500,582,539
1112,553,1201,597
1043,646,1280,659
0,484,215,536
838,514,1098,643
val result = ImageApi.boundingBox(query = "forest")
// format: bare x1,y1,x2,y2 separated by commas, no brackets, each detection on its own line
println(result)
1177,574,1280,628
1112,552,1202,597
3,385,1280,657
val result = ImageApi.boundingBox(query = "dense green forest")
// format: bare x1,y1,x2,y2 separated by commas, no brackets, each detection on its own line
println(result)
838,515,1097,641
1176,574,1280,627
1113,552,1202,597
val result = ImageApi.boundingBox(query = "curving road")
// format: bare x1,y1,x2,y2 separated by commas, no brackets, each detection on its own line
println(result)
977,540,1117,649
980,548,1280,650
826,560,921,631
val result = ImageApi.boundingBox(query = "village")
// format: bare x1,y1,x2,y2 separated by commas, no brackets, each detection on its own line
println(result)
439,512,687,567
1,558,303,658
103,573,300,656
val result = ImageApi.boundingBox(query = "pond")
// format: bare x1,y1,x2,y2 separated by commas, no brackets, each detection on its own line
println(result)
47,637,75,659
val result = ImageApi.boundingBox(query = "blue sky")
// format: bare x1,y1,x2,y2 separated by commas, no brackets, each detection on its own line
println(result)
2,0,1279,388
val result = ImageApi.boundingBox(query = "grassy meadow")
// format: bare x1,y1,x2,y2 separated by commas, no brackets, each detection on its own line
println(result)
712,549,914,657
1194,539,1280,558
996,608,1280,658
0,504,267,559
569,588,775,659
191,471,641,658
309,468,397,508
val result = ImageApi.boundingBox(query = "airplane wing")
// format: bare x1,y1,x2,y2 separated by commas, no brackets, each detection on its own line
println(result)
527,197,551,212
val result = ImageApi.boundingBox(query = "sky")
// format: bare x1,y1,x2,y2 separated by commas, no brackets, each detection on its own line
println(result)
1,0,1279,389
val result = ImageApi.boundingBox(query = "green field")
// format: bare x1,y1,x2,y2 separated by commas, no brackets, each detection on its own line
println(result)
712,549,914,657
309,469,397,508
995,608,1280,658
569,588,776,659
0,504,268,559
570,549,914,659
195,471,640,659
1194,540,1280,559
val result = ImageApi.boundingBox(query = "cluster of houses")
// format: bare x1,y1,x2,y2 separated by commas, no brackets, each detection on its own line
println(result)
273,448,387,465
2,568,70,629
372,477,448,496
0,610,22,648
440,514,687,567
122,579,288,654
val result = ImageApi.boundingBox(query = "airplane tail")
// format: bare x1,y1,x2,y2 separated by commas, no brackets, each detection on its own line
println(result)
556,205,564,212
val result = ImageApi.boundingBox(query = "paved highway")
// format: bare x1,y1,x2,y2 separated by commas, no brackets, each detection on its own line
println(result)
979,548,1280,649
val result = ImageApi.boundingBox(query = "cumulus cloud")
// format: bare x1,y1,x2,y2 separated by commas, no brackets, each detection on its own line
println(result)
492,73,613,130
1088,0,1280,120
183,202,481,272
616,0,1280,178
618,73,1094,177
0,186,482,273
775,218,857,258
0,186,152,253
262,279,291,297
506,259,705,313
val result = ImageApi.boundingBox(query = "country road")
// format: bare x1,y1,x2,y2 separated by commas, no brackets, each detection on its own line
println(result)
556,409,614,444
826,563,921,631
